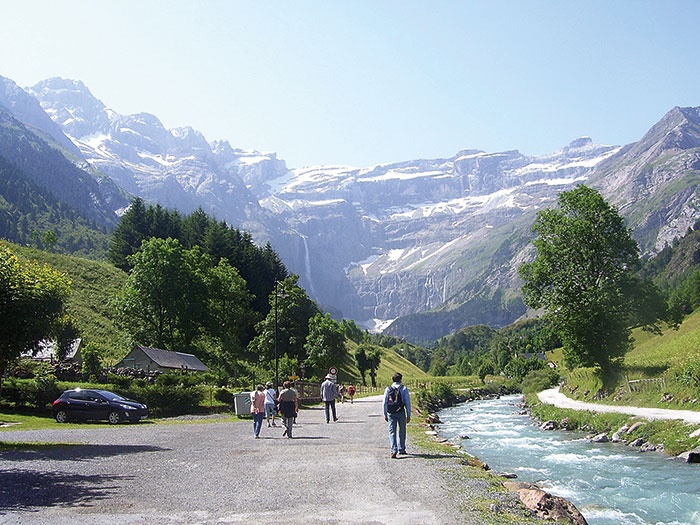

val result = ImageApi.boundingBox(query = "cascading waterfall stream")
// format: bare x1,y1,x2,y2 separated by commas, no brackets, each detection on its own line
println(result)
437,394,700,525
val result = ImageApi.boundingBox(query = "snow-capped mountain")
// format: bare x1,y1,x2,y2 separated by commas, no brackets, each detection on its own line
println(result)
260,138,621,334
8,74,700,342
26,78,287,237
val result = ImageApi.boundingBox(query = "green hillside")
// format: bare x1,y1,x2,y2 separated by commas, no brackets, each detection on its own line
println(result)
559,309,700,410
7,242,130,362
337,340,430,388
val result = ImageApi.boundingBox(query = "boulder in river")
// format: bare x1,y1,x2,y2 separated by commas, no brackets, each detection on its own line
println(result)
677,446,700,463
503,482,588,524
540,420,558,431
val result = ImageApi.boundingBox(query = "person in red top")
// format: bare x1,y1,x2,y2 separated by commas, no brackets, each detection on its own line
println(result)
347,384,356,404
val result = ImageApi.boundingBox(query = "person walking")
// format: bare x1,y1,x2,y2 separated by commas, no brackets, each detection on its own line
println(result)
263,382,277,427
320,374,339,423
250,384,266,439
347,384,356,404
277,381,298,438
383,372,411,458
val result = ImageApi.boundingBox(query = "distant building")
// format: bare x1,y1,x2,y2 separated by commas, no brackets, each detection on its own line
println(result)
23,338,82,363
515,352,547,362
116,345,208,373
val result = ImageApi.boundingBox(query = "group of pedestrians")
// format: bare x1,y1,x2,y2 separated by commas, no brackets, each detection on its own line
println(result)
250,381,299,438
249,371,412,458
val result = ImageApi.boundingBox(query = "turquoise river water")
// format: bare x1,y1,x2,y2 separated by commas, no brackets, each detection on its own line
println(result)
437,394,700,525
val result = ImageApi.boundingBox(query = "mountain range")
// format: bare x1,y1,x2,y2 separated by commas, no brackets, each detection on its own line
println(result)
2,74,700,343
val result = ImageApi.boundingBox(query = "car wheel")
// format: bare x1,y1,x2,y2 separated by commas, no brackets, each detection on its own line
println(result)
55,410,68,423
108,411,121,425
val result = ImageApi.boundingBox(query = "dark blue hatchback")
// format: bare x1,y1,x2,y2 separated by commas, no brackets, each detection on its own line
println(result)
52,388,149,424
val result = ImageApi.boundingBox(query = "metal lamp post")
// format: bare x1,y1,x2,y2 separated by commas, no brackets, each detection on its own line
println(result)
274,281,280,391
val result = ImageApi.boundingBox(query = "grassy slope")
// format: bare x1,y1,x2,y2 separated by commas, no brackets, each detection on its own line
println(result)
557,309,700,410
7,242,433,381
7,242,129,363
339,340,430,388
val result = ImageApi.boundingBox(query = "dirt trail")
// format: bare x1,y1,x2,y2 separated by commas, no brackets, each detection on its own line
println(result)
538,387,700,424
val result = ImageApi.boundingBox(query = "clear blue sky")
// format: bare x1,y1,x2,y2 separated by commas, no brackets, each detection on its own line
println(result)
3,1,700,168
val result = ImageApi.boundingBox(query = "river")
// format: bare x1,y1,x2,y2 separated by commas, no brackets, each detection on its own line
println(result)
437,394,700,525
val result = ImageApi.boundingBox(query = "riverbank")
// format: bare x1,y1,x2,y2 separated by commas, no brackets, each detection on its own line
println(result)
535,386,700,459
538,387,700,423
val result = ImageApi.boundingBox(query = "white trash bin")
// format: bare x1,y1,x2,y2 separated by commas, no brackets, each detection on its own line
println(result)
233,392,252,416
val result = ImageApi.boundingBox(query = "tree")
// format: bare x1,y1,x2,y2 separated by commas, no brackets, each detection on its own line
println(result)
519,185,662,373
248,276,319,373
367,347,382,387
205,258,256,376
0,244,72,379
108,197,149,271
113,237,209,351
355,344,371,386
304,313,346,376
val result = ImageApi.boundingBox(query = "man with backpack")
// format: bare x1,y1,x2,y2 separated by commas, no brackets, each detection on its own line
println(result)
383,372,411,458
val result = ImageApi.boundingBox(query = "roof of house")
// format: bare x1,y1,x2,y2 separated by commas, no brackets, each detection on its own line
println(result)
23,338,82,361
135,345,208,372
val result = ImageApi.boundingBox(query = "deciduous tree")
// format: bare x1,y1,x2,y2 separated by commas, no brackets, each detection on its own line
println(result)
0,244,71,379
519,185,665,373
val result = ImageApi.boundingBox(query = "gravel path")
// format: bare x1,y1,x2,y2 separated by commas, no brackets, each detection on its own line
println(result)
538,387,700,423
0,395,523,525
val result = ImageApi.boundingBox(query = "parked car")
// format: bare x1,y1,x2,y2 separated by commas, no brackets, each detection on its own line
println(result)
52,388,149,424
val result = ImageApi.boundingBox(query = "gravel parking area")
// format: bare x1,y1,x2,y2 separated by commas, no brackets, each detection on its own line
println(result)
0,395,521,525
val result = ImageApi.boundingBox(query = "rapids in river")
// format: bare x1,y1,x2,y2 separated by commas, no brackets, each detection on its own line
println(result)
437,394,700,525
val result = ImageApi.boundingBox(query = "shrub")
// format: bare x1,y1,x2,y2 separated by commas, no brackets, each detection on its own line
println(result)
129,382,204,417
415,381,456,412
0,376,61,409
521,367,560,395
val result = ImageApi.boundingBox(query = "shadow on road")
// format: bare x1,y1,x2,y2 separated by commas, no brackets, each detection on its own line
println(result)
0,469,129,510
0,443,168,462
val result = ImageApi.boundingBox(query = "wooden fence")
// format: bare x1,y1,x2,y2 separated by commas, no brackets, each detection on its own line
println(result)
626,376,666,393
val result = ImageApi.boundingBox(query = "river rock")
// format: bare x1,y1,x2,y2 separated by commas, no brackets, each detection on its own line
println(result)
627,422,644,433
517,488,588,524
640,442,657,452
617,424,630,435
459,433,470,440
611,432,622,442
629,438,644,447
427,413,442,424
677,446,700,463
540,420,558,431
560,417,570,430
591,432,609,443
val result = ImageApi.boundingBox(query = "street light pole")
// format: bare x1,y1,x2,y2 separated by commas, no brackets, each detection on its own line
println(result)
274,280,279,391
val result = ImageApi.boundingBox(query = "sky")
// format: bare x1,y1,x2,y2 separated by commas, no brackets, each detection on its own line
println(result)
3,1,700,169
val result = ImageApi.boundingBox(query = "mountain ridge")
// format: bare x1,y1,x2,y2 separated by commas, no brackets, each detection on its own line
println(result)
3,74,700,342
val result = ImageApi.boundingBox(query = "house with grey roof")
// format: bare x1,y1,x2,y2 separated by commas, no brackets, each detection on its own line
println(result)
116,345,208,373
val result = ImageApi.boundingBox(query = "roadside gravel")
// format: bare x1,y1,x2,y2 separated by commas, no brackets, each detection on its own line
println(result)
538,387,700,424
0,395,527,525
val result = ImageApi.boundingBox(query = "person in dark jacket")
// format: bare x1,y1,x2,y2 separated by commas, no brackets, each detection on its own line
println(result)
277,381,298,438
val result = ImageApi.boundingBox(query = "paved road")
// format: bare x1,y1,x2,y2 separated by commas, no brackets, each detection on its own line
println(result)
538,387,700,424
0,395,492,525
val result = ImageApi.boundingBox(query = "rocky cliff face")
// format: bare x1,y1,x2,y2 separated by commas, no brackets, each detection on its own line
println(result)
16,75,700,341
26,78,285,237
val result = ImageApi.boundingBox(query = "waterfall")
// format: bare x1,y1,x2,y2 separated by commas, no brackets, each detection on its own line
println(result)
300,234,318,298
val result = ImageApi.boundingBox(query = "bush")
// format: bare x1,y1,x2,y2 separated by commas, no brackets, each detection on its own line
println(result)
0,376,62,409
214,387,234,405
129,382,204,417
521,368,560,395
415,381,456,412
